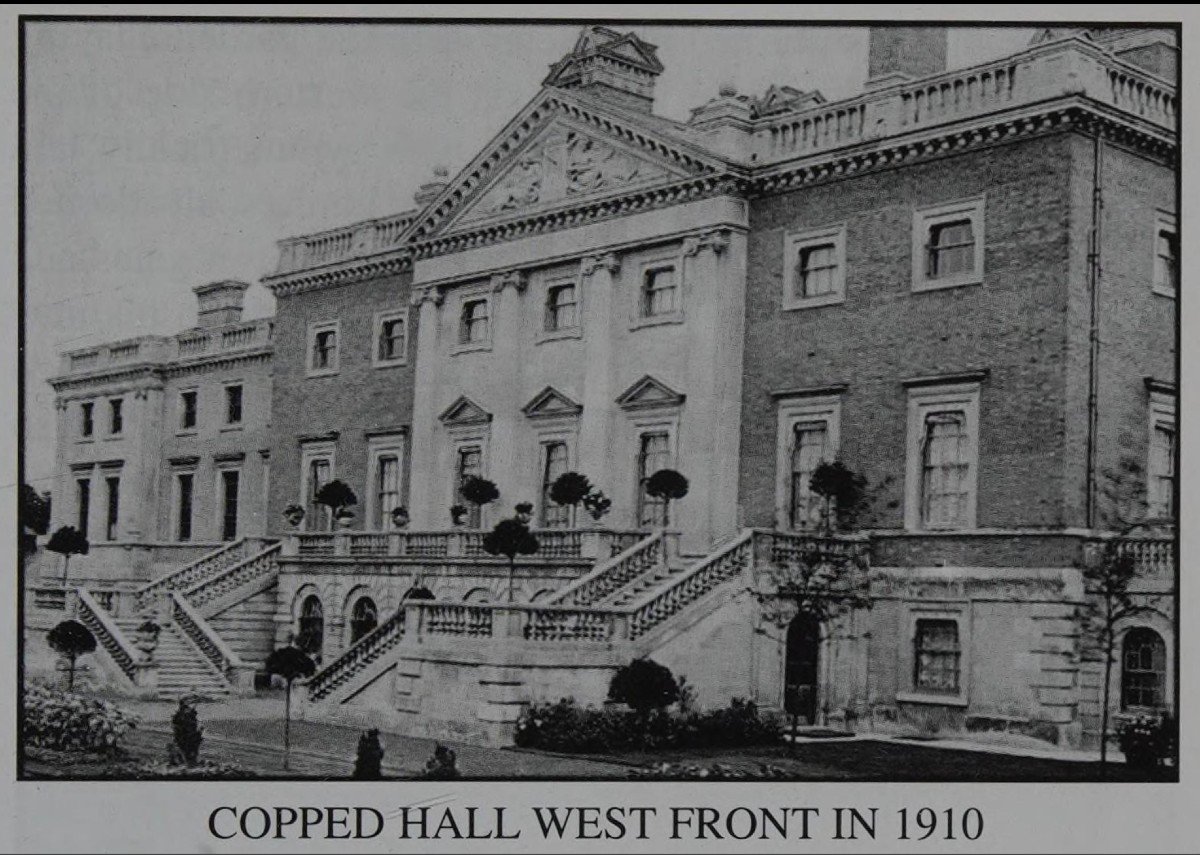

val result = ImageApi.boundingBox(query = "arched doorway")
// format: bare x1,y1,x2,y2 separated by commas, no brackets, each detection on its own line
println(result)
349,596,378,645
296,594,324,661
785,613,821,725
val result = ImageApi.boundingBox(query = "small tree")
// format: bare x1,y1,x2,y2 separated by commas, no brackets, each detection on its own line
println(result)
170,697,203,766
314,480,358,530
460,476,500,527
549,472,591,523
608,657,679,715
482,517,539,602
265,644,317,771
582,488,612,522
645,469,689,526
420,744,459,780
20,483,51,556
352,728,385,780
809,460,869,534
46,619,96,691
46,526,90,587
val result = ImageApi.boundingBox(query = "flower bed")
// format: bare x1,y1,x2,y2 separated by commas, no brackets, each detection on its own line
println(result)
515,697,781,753
22,685,138,754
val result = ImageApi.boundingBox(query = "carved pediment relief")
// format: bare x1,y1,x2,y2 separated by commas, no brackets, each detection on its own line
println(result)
615,375,686,411
438,396,492,427
451,121,682,227
522,386,583,419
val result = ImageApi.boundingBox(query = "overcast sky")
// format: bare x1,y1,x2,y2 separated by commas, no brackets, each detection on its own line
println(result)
22,21,1035,487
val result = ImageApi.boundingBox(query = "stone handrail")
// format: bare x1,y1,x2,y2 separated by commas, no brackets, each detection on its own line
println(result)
547,530,666,607
76,588,139,682
755,37,1175,163
756,528,870,568
422,603,495,638
289,528,647,562
307,608,408,701
134,538,257,611
274,210,417,276
626,530,755,641
1083,535,1175,578
184,543,281,610
170,591,251,688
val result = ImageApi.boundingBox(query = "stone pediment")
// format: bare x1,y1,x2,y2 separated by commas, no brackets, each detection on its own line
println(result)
522,386,583,420
448,119,685,228
438,396,492,427
615,375,685,411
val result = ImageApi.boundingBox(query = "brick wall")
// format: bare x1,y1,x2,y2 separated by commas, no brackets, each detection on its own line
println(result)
267,271,416,534
740,134,1078,532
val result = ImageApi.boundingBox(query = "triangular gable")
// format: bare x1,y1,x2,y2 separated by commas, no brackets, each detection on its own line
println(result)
404,87,730,245
615,375,686,411
438,396,492,426
449,118,684,228
544,26,664,87
522,386,583,419
752,85,826,118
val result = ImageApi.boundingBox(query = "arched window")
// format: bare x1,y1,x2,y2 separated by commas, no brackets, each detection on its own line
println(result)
349,596,378,644
401,585,435,602
463,587,492,604
1122,627,1167,710
296,594,324,659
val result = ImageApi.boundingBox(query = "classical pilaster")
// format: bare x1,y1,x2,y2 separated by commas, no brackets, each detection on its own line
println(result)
407,285,443,529
577,252,621,483
487,270,529,515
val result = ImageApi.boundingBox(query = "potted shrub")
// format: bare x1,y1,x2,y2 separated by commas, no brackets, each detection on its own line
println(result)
282,503,306,529
645,469,689,526
450,504,468,527
46,525,90,586
46,619,97,691
334,508,356,529
514,502,534,525
389,506,410,530
549,472,591,524
460,476,500,527
314,480,358,531
482,516,540,602
582,489,612,522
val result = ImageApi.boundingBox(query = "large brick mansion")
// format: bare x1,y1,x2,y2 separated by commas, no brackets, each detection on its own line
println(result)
28,25,1177,748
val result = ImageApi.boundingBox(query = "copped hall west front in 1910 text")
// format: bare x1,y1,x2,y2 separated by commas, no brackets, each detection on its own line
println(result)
26,25,1177,748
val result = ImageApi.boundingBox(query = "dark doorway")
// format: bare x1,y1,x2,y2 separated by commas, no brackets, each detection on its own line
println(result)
785,613,821,725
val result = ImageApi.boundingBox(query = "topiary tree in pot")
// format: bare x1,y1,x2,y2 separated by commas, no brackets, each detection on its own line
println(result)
460,476,500,528
549,472,591,525
46,525,89,586
315,480,358,531
482,517,539,603
645,469,689,527
47,619,96,691
265,643,317,771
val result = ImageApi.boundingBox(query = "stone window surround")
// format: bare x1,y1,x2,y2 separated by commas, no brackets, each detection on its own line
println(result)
1152,209,1177,299
1148,389,1176,519
911,195,986,293
896,602,971,708
176,387,199,435
447,426,491,524
107,396,125,438
169,462,197,543
627,408,681,527
372,307,410,368
365,432,407,531
532,418,579,526
536,269,584,345
451,284,494,356
773,393,842,531
299,439,336,532
214,459,243,541
904,379,982,532
78,400,95,442
782,223,848,310
221,380,244,430
306,319,341,378
631,249,685,330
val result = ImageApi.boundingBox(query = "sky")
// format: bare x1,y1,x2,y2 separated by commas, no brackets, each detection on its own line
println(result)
22,21,1036,488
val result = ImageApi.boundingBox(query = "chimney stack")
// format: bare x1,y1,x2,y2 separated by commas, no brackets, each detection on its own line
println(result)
193,280,249,329
866,26,948,90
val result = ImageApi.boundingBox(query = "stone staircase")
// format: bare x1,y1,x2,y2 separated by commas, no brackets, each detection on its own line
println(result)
113,618,231,699
596,554,691,607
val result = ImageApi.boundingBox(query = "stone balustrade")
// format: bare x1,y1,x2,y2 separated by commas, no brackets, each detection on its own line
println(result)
273,210,417,276
284,528,647,562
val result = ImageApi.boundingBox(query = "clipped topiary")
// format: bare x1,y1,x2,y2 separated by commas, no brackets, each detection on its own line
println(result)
608,657,680,715
46,619,96,691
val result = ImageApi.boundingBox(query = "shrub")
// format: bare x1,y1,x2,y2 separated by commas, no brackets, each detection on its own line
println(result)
170,698,203,766
460,476,500,508
515,697,782,754
22,685,138,754
608,658,679,714
46,620,97,691
314,480,358,515
1118,712,1177,770
549,472,591,508
420,744,459,780
582,489,612,521
352,728,385,780
629,762,790,780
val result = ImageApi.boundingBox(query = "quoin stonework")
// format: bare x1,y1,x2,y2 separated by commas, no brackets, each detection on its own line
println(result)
27,25,1177,749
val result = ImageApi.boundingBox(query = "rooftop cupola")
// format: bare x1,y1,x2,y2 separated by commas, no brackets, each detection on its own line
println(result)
543,26,664,113
193,280,249,329
865,26,948,90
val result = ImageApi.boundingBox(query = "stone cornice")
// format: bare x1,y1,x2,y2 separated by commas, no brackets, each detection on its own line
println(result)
48,362,164,393
261,251,412,298
163,346,273,378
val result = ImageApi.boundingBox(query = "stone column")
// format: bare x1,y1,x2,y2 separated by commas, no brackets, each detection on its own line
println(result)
487,270,528,518
407,287,443,529
577,253,621,488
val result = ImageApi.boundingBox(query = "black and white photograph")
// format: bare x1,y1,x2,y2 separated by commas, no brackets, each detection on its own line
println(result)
5,6,1193,851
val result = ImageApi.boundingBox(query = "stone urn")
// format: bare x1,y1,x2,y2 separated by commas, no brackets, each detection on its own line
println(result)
514,503,534,525
283,504,306,529
450,505,468,527
335,509,356,529
390,506,411,530
134,620,161,660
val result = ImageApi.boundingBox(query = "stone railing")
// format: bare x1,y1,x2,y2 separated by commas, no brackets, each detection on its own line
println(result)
76,589,139,683
754,36,1175,163
108,342,141,362
306,608,408,702
170,592,254,690
274,210,417,276
1083,535,1175,578
286,528,646,563
758,528,870,569
184,543,281,610
134,538,261,612
547,531,667,607
422,603,495,638
627,530,755,641
177,334,209,356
